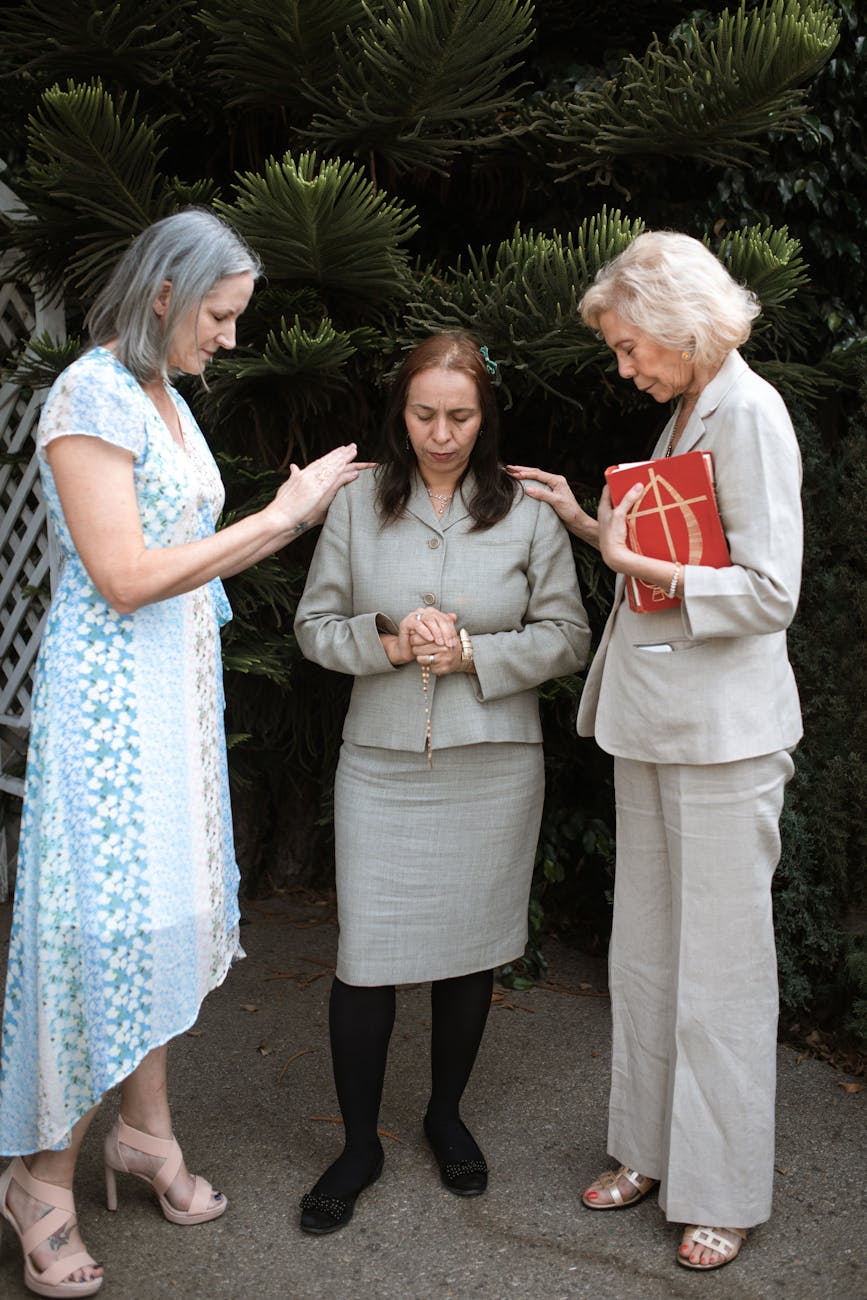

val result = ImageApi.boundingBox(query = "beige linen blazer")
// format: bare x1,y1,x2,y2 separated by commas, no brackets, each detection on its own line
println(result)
577,350,803,765
295,472,590,752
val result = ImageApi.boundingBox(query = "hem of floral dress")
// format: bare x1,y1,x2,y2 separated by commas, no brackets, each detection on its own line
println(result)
0,926,246,1157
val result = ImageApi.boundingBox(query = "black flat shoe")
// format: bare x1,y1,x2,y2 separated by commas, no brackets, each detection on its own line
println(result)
423,1114,488,1197
298,1153,384,1235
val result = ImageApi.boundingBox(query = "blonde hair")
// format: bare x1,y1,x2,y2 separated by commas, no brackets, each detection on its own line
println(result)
579,230,759,367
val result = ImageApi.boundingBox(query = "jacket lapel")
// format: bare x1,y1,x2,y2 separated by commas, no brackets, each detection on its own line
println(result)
675,349,746,455
443,473,473,532
405,473,443,533
405,470,474,532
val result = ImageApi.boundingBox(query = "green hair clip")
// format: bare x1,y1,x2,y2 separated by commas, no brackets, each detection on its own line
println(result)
480,345,498,377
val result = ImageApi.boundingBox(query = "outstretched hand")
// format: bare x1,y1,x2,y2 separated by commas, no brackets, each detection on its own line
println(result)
270,445,375,536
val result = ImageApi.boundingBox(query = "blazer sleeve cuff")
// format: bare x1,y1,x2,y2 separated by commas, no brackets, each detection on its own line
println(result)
357,612,400,672
375,612,399,636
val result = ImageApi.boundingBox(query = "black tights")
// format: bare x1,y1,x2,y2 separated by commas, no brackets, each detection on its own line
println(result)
311,969,494,1198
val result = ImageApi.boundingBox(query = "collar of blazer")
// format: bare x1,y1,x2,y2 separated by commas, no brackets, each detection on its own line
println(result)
664,348,748,457
405,468,475,532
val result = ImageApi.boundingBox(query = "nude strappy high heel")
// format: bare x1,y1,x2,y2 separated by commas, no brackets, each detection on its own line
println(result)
103,1115,227,1225
0,1157,103,1297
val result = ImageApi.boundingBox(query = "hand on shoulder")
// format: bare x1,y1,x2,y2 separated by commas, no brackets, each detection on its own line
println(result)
269,446,375,535
506,465,600,547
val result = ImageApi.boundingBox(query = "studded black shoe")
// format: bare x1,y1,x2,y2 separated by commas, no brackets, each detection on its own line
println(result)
299,1152,385,1235
423,1113,488,1197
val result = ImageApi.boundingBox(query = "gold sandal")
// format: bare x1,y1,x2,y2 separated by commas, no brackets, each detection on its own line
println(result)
678,1225,747,1270
581,1165,658,1210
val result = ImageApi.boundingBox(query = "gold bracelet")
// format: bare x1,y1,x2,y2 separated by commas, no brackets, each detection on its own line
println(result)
458,627,474,673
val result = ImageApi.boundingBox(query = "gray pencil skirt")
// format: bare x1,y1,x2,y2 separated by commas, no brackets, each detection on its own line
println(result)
333,740,545,986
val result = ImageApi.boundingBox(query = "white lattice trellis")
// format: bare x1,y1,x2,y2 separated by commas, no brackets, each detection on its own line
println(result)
0,162,65,899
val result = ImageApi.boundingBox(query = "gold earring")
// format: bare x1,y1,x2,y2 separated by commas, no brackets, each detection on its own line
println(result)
681,351,691,360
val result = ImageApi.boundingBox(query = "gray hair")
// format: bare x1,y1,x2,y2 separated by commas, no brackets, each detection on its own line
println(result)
579,230,760,368
86,209,263,382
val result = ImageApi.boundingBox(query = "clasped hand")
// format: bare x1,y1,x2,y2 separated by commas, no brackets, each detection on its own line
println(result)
383,607,461,674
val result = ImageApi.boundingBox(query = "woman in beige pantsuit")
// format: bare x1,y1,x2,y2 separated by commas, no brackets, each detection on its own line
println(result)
509,231,803,1273
293,333,590,1236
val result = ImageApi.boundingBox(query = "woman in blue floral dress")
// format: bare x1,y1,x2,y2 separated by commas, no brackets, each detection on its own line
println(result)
0,209,366,1296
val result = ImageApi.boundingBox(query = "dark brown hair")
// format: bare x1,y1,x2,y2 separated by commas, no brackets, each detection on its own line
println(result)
375,333,517,529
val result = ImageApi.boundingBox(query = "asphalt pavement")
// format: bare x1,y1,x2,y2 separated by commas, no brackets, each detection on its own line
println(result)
0,892,864,1300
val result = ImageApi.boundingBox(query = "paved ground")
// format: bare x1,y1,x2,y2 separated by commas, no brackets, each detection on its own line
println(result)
0,892,864,1300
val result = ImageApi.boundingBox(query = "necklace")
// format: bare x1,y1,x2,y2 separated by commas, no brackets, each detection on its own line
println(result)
664,398,693,457
426,487,453,516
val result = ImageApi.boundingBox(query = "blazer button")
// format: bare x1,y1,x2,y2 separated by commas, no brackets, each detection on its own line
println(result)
427,538,440,549
422,593,437,605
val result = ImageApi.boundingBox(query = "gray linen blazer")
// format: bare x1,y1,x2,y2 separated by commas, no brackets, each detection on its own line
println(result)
295,471,590,752
577,350,804,765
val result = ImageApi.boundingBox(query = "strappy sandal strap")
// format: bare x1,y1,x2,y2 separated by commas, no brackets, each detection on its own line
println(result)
34,1251,101,1288
21,1206,77,1256
679,1224,748,1270
685,1225,747,1257
10,1158,75,1214
593,1166,654,1206
186,1174,218,1217
619,1167,652,1196
594,1169,626,1206
115,1117,182,1198
12,1161,81,1259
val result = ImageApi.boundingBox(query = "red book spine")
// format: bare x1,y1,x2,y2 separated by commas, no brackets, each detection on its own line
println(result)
604,451,731,613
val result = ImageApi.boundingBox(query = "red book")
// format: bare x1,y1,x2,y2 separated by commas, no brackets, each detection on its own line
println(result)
604,450,731,613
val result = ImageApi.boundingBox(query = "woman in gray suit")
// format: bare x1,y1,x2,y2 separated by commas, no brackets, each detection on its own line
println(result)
294,333,590,1234
510,231,802,1273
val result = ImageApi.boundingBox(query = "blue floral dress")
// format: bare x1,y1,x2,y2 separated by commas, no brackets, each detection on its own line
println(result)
0,348,241,1154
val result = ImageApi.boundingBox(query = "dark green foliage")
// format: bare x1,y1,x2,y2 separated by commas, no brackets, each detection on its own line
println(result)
777,390,867,1032
200,0,368,115
528,0,840,177
705,0,867,352
220,152,418,308
0,0,195,93
0,0,863,1040
302,0,536,175
405,210,647,407
4,82,175,298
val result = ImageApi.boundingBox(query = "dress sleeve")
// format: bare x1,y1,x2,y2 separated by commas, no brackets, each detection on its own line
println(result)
471,501,591,702
38,352,146,458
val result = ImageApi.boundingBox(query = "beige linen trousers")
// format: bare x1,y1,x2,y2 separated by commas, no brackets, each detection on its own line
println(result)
609,750,794,1227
